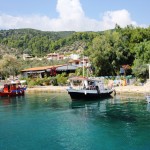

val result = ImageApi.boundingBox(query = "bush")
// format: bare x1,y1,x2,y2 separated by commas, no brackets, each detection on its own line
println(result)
35,78,43,85
56,73,67,86
42,77,50,85
24,77,50,87
139,78,145,83
50,77,58,86
27,80,37,88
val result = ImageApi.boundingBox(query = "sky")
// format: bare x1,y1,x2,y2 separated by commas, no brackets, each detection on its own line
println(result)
0,0,149,31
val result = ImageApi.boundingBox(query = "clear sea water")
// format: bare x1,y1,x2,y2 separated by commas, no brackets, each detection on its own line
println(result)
0,93,150,150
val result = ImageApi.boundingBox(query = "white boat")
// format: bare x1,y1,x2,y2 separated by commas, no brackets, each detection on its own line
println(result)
66,76,115,100
146,95,150,103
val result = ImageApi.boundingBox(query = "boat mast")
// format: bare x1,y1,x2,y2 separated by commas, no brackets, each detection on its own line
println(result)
83,55,84,77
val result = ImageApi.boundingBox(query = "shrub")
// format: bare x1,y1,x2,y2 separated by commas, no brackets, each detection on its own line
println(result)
56,73,67,85
42,77,50,85
50,77,58,86
35,78,43,85
27,80,37,88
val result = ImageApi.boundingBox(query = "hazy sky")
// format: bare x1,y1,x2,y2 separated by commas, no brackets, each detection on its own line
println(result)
0,0,149,31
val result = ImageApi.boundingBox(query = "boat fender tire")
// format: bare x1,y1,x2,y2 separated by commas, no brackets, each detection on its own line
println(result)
114,89,116,96
96,86,100,95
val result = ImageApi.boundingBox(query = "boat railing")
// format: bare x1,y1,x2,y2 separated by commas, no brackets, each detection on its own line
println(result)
87,85,96,90
0,88,3,92
70,85,83,90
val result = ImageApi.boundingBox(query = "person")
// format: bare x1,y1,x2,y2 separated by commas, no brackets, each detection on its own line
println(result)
83,80,88,89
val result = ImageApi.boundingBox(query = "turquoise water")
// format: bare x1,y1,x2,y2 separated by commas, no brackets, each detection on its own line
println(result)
0,93,150,150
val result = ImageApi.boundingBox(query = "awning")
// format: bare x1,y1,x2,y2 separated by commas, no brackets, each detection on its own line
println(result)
27,71,45,73
46,69,51,72
56,65,78,71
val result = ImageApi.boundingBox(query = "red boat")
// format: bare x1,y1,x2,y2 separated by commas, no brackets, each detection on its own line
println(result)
0,81,27,97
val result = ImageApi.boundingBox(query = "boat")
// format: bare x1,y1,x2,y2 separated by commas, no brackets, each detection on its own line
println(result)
66,76,115,100
0,80,27,97
146,95,150,103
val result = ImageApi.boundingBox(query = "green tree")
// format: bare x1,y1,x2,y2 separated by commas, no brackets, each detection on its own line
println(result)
0,54,21,79
132,41,150,79
132,59,148,80
56,73,67,85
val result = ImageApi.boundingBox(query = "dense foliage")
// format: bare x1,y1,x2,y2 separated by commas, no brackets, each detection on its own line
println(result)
0,26,150,80
0,29,74,57
25,74,68,87
85,25,150,79
0,54,21,78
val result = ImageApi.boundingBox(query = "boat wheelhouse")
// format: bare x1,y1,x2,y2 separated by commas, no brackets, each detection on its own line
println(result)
0,80,27,97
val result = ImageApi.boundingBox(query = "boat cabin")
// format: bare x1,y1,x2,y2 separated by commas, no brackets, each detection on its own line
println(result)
69,77,105,91
3,84,18,93
0,80,27,97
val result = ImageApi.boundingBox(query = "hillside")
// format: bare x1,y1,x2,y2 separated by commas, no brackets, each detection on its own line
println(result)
0,44,22,58
0,29,101,58
0,26,150,79
0,29,76,57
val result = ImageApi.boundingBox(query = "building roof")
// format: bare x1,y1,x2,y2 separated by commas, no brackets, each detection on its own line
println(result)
56,65,78,71
68,59,80,63
21,65,65,72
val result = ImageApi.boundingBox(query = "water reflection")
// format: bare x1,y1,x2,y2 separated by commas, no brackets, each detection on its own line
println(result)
24,93,71,111
147,103,150,112
0,96,26,114
0,93,149,123
0,97,11,105
71,100,100,109
70,96,150,123
0,96,26,106
0,93,149,150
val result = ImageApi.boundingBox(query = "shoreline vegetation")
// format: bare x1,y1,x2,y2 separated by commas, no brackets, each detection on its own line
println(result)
26,84,150,96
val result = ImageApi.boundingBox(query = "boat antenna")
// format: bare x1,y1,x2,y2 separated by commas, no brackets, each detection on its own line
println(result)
83,55,84,77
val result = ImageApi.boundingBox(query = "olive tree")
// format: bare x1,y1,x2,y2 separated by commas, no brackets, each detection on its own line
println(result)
0,54,21,79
